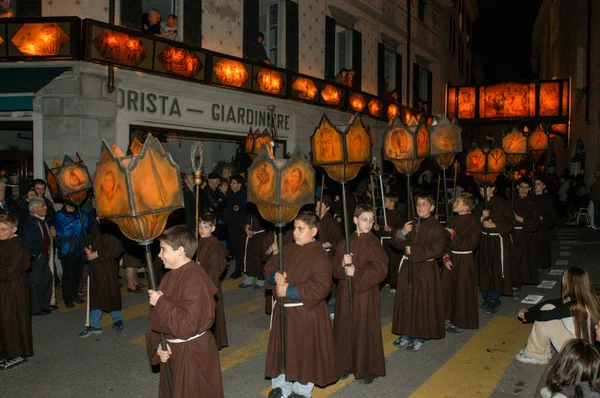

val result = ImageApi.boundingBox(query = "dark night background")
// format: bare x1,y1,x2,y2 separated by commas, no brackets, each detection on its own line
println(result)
472,0,544,83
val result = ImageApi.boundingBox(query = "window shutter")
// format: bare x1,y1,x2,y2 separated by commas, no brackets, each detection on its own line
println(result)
17,0,41,17
243,0,260,58
395,52,403,99
120,0,142,30
285,0,299,71
377,43,385,97
351,29,362,91
183,0,202,47
324,16,336,81
427,69,433,112
412,63,420,108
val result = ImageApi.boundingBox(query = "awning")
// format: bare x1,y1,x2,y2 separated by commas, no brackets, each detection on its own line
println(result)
0,67,72,111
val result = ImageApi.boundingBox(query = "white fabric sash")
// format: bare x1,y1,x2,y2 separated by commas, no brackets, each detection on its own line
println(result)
166,331,206,344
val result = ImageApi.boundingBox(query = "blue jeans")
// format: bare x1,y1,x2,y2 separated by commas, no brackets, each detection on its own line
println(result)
327,296,336,315
90,309,123,329
482,291,501,305
400,334,425,344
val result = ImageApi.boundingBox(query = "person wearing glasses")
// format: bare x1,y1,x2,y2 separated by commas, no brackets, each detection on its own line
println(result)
391,193,447,352
19,197,54,316
333,204,388,385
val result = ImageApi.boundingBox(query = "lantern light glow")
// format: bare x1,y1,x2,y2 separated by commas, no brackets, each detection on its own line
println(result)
157,46,203,78
321,84,342,105
256,68,283,94
291,77,318,100
213,58,249,87
12,23,69,56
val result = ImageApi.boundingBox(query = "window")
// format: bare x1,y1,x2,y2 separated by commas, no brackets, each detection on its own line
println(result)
418,0,425,22
258,1,285,67
142,0,178,24
335,25,353,73
384,48,395,92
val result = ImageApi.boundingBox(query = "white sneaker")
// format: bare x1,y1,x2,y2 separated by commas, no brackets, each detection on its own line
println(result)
388,289,396,296
515,350,549,365
408,341,424,351
393,337,410,347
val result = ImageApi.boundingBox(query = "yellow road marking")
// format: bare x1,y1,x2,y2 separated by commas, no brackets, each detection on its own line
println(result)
221,276,244,293
410,316,532,398
220,330,270,372
102,301,149,327
260,322,397,397
225,296,264,316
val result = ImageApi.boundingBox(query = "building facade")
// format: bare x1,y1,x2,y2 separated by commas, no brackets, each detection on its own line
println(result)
0,0,477,195
532,0,599,180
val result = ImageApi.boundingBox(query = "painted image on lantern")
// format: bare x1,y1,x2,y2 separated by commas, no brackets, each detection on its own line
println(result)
248,163,276,203
386,127,414,159
314,128,342,162
346,126,370,162
280,166,313,203
96,168,130,216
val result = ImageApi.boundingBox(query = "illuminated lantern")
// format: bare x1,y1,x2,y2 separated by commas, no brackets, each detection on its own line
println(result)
44,154,92,206
248,147,315,225
256,68,283,94
502,127,529,167
93,134,183,243
245,128,274,160
92,30,149,66
465,144,507,186
157,46,202,78
213,58,249,87
387,103,400,122
311,113,372,182
321,84,342,105
349,93,366,112
12,23,69,56
368,98,382,117
430,115,463,169
528,124,550,161
291,77,317,100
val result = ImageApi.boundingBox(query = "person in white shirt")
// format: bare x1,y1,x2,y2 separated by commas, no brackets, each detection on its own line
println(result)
160,15,179,41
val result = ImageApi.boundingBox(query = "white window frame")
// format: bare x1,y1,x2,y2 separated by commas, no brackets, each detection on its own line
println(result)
334,25,353,75
259,0,286,68
384,48,396,92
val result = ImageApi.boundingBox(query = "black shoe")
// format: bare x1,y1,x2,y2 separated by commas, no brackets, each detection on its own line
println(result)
48,305,59,311
33,309,51,316
479,300,491,312
484,301,500,315
268,388,285,398
73,297,85,304
357,373,377,384
65,302,75,308
0,356,26,370
230,272,242,279
238,283,254,288
339,371,351,380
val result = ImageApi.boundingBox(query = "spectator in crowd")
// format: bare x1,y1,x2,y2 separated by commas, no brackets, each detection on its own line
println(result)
245,32,271,64
557,175,571,217
201,173,221,216
589,169,600,229
182,171,198,234
226,175,247,279
385,89,399,104
143,8,162,35
335,69,349,85
160,14,179,41
19,197,54,316
32,179,56,230
221,167,232,183
540,339,600,398
54,204,88,308
0,181,18,216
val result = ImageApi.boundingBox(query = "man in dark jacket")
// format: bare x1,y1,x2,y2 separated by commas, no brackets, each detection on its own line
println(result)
182,171,200,233
201,173,221,216
227,175,247,279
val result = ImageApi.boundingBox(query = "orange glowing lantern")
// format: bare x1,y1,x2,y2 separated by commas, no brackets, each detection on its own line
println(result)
245,128,274,160
157,46,202,78
528,124,550,161
368,98,382,117
12,23,69,56
321,84,343,105
465,144,507,186
387,104,400,122
291,77,317,100
92,30,149,66
44,154,92,206
430,115,463,169
93,134,184,243
247,147,315,224
256,68,283,94
213,58,249,87
311,114,372,182
502,127,529,167
383,116,430,176
349,93,366,112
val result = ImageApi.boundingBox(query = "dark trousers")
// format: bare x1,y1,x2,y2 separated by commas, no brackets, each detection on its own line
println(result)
594,199,600,226
60,255,84,304
29,254,52,313
228,226,246,274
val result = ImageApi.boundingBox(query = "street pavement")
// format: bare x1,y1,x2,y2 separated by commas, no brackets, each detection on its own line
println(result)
1,223,599,398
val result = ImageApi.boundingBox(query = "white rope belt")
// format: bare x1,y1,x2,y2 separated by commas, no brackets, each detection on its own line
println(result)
481,231,505,278
451,250,473,254
269,300,304,329
398,255,435,274
514,226,523,230
166,331,206,344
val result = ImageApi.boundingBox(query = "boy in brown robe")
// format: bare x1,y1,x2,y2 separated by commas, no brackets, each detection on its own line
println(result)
265,211,337,398
373,192,405,295
511,177,541,296
333,204,388,384
79,222,125,337
239,212,269,289
533,177,556,270
0,214,32,370
441,193,481,333
473,185,515,315
146,226,223,398
197,213,228,350
392,193,446,351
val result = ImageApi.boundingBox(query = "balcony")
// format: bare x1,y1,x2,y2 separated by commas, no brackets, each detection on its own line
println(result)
0,17,423,124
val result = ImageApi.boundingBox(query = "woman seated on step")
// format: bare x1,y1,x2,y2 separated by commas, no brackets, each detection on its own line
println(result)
515,266,600,365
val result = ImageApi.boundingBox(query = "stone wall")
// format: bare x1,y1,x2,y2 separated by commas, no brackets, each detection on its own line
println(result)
202,0,244,57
